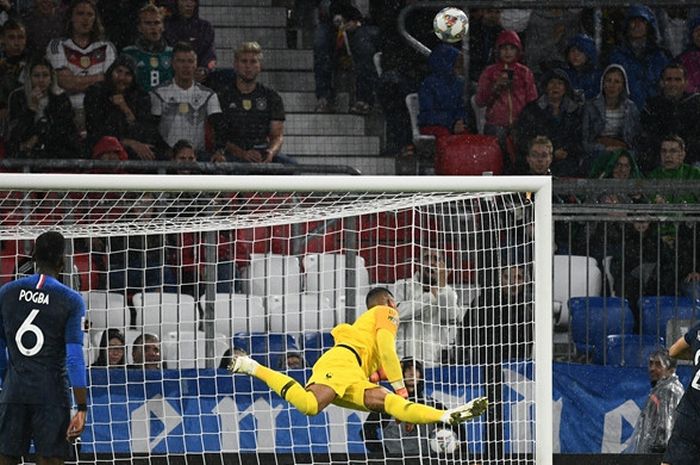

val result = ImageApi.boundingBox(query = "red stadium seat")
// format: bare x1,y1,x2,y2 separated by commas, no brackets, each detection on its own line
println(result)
435,134,503,175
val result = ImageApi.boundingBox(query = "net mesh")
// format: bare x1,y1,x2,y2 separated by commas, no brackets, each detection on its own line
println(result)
0,188,538,464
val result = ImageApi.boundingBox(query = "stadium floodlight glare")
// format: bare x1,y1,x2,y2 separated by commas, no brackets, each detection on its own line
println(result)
0,174,551,465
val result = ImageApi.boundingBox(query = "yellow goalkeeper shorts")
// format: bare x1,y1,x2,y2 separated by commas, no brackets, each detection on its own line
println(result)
306,345,380,412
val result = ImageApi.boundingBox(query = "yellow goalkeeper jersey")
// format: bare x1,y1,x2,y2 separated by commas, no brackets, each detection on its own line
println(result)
330,304,401,380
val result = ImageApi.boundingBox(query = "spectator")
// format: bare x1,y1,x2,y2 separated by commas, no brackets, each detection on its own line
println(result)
213,41,294,164
97,0,145,52
123,3,174,92
514,135,554,176
108,193,174,293
7,57,80,159
475,30,537,158
361,358,460,461
92,328,126,367
678,15,700,93
370,0,429,160
514,69,584,177
563,33,601,101
468,9,504,83
523,8,583,76
589,148,643,181
313,0,377,114
648,134,700,202
629,348,684,454
582,64,641,166
91,135,128,173
164,0,215,82
461,261,532,462
84,54,160,160
392,249,462,366
417,43,474,139
608,4,671,110
656,7,689,58
0,19,29,127
21,0,65,57
640,63,700,172
150,41,221,155
46,0,117,133
172,138,197,174
279,352,304,370
129,332,163,370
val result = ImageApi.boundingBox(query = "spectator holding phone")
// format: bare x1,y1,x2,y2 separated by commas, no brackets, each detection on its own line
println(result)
475,30,537,162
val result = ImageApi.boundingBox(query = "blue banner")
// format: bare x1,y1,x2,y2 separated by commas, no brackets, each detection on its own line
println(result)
553,362,692,453
79,363,693,454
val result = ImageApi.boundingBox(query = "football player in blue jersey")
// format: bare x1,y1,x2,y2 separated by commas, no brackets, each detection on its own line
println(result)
0,231,87,465
663,322,700,465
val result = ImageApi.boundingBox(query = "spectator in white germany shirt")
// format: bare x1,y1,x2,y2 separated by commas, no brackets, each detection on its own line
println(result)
393,250,463,366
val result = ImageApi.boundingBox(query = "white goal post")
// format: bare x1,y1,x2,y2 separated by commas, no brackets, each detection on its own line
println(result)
0,174,552,465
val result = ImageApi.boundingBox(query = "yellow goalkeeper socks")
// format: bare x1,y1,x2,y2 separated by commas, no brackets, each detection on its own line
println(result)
254,365,319,416
384,392,444,424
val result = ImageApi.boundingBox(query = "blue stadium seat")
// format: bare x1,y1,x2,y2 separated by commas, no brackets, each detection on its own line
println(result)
639,296,700,338
232,333,300,369
593,334,664,366
569,297,635,355
303,332,334,366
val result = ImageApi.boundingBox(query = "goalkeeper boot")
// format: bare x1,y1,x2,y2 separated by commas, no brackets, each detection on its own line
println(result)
441,396,489,425
227,354,259,376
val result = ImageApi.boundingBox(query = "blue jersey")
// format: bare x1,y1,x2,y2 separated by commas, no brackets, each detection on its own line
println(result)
0,274,85,406
677,322,700,416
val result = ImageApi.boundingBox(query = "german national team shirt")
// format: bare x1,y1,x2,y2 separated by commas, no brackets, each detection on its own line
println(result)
216,82,285,150
122,40,174,92
0,274,85,406
46,38,117,110
150,80,221,150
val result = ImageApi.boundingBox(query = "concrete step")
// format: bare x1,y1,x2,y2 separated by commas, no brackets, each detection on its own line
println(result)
199,6,287,28
216,28,287,49
284,114,366,136
200,0,272,6
216,48,312,70
294,155,395,175
259,70,314,92
279,91,354,113
284,135,380,156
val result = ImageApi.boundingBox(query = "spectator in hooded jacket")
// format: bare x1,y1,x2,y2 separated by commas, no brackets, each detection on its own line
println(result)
514,68,584,177
84,54,160,160
639,62,700,172
608,4,671,110
475,30,537,154
7,57,80,159
677,15,700,93
582,64,641,166
164,0,216,82
563,33,601,101
417,43,474,139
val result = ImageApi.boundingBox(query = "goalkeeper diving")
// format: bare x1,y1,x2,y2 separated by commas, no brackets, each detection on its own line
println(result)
229,287,488,426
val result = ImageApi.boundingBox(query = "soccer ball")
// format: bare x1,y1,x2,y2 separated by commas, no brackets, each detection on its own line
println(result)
430,427,459,454
433,7,469,43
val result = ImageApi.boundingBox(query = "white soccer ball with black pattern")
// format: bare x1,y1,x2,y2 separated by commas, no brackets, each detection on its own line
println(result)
430,427,459,454
433,7,469,43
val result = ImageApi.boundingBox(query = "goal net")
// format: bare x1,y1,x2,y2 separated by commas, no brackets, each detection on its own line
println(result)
0,174,552,465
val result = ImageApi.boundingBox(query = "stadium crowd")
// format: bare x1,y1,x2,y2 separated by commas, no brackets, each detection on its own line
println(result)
0,1,697,180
